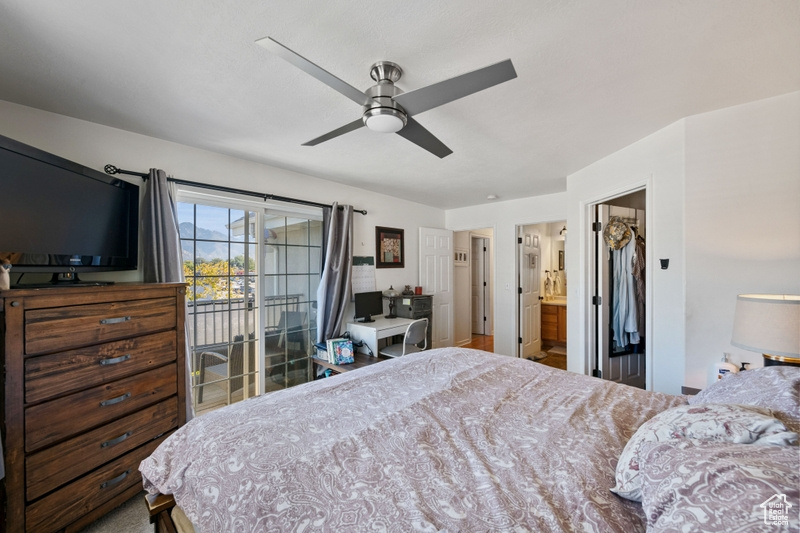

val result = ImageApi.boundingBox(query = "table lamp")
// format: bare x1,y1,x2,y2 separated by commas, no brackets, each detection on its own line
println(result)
731,294,800,367
383,285,401,318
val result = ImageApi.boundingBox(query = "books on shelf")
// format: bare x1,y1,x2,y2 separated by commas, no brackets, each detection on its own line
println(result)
326,337,354,365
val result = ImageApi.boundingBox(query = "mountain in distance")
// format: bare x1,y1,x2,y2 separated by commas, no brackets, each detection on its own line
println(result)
179,222,231,263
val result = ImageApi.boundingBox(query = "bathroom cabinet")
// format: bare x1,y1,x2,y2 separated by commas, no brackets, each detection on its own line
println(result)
542,303,566,344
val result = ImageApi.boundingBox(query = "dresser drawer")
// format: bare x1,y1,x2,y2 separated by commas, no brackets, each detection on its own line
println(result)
24,297,177,355
25,330,177,404
25,435,166,533
26,399,178,500
25,363,177,452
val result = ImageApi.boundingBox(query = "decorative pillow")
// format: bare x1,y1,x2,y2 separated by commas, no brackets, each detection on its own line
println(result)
639,441,800,533
610,403,797,502
688,366,800,433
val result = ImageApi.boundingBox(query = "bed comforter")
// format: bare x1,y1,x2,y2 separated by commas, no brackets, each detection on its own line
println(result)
140,348,686,532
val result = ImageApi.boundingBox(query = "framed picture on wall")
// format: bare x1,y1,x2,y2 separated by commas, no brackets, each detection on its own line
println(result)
375,226,404,268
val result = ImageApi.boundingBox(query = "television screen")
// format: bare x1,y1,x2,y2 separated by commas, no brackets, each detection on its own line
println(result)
354,290,384,323
0,134,139,278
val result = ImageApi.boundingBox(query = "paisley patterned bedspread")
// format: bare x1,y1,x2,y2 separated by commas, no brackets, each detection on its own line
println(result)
140,348,686,532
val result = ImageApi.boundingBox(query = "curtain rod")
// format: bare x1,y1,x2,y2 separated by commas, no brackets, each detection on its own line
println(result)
103,164,367,215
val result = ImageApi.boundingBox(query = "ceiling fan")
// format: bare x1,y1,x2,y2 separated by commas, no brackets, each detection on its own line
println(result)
256,37,517,158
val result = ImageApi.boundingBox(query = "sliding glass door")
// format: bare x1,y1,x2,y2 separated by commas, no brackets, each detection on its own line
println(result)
178,193,322,414
262,213,322,393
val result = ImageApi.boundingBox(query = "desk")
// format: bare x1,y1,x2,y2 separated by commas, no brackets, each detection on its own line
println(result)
346,316,414,356
313,352,390,376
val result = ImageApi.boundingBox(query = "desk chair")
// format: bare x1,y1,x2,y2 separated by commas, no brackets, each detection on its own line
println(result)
198,333,255,405
379,318,428,357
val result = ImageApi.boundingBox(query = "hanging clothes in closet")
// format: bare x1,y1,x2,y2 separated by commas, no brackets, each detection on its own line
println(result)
604,216,640,349
632,232,646,337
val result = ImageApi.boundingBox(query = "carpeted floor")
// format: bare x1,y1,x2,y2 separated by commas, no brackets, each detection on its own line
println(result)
78,492,151,533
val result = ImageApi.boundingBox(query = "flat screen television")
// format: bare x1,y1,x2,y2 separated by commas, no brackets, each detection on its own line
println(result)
0,133,139,285
354,290,384,323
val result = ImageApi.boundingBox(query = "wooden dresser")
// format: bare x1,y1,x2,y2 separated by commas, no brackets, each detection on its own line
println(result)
0,283,187,533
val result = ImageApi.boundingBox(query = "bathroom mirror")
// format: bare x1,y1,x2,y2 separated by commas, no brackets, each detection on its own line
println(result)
550,224,566,297
554,241,564,271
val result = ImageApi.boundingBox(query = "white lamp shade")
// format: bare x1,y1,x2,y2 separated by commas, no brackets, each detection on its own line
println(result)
731,294,800,357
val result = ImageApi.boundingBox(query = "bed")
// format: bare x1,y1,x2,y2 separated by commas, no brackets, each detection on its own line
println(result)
140,347,800,532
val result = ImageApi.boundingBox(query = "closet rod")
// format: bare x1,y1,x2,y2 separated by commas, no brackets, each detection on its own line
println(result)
103,164,367,215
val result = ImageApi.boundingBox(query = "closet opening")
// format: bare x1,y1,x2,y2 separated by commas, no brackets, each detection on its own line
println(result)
591,189,647,389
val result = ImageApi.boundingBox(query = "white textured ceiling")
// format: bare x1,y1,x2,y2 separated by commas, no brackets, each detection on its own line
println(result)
0,1,798,209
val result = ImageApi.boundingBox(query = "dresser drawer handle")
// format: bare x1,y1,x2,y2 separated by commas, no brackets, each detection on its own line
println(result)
101,431,131,448
99,354,131,366
100,392,131,407
100,316,131,325
100,470,130,489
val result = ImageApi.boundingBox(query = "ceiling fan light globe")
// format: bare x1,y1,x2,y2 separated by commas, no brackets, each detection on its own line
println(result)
363,108,407,133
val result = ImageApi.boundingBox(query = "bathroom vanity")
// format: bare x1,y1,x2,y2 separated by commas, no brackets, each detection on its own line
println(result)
542,300,567,344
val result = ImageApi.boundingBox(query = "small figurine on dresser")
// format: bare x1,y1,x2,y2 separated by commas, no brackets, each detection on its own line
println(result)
402,285,415,296
0,259,11,290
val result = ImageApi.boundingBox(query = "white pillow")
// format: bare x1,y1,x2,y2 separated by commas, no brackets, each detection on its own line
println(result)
610,403,797,502
639,441,800,532
688,366,800,433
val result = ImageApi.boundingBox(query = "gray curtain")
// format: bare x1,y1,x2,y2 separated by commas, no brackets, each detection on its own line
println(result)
142,169,182,283
316,202,354,343
141,169,194,421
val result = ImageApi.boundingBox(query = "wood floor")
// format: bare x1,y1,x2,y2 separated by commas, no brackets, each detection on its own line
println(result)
462,335,566,371
462,334,493,351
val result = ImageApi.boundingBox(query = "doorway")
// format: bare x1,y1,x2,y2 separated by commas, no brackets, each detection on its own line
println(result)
591,189,647,388
453,228,494,349
516,221,567,366
471,236,490,335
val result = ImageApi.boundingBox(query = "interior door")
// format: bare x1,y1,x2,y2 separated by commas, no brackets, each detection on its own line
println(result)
471,237,486,334
419,227,454,348
596,204,611,377
595,204,645,388
519,227,541,358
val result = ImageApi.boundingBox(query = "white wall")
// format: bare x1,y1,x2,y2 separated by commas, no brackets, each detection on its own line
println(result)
453,230,472,345
446,193,570,358
566,120,686,393
565,91,800,394
0,100,444,300
684,91,800,387
6,92,796,391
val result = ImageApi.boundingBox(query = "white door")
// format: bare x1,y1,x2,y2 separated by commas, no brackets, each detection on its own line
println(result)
471,237,487,334
518,228,542,358
419,227,454,348
596,204,645,387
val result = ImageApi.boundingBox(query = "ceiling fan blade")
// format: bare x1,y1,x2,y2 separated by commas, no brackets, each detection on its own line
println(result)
256,37,371,107
395,117,452,158
302,118,365,146
393,59,517,116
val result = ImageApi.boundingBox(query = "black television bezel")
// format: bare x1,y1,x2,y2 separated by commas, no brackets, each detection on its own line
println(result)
354,290,384,323
0,133,140,274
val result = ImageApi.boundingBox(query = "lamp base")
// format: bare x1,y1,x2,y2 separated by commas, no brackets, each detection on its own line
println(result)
763,353,800,367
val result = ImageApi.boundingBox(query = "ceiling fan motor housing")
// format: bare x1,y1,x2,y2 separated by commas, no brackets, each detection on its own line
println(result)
363,61,407,132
